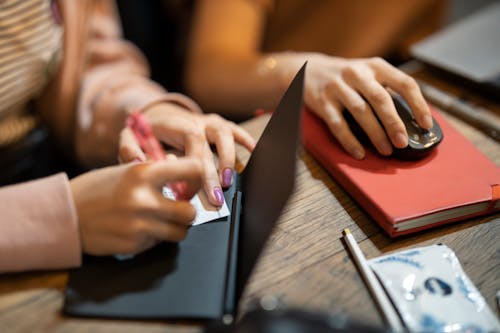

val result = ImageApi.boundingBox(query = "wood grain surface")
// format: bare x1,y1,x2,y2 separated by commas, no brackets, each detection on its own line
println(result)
1,77,499,333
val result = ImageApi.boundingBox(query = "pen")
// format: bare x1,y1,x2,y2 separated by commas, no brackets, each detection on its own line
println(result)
126,112,165,161
343,229,404,332
126,112,187,199
418,81,500,142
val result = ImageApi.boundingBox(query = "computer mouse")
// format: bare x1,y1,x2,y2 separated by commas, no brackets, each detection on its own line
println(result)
343,93,443,160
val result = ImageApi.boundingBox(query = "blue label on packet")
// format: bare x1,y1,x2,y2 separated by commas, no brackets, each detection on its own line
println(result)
373,255,423,269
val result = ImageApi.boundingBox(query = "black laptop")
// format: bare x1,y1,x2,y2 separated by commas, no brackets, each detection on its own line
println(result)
62,64,306,321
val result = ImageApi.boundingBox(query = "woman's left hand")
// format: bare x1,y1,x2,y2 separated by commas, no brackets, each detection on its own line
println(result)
277,53,433,159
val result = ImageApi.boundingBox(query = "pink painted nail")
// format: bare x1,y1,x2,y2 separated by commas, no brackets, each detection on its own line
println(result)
222,168,233,187
213,187,225,206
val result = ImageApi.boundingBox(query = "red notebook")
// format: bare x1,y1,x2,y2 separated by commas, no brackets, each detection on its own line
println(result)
302,107,500,237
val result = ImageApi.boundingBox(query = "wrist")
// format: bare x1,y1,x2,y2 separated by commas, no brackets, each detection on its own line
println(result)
138,93,203,116
259,51,314,92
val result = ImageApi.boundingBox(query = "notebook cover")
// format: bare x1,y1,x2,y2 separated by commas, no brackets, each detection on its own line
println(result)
302,107,500,237
63,182,240,320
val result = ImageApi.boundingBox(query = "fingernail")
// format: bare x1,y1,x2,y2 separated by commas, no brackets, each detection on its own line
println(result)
213,187,224,206
423,115,433,128
379,141,393,156
352,148,365,160
222,168,233,187
132,157,143,163
393,132,408,148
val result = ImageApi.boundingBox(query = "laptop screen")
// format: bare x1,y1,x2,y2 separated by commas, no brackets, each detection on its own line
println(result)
411,2,500,83
236,63,306,301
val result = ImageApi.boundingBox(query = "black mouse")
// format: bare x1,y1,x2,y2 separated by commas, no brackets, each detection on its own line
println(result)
343,93,443,160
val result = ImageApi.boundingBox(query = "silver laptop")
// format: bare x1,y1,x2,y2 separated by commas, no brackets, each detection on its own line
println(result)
411,2,500,95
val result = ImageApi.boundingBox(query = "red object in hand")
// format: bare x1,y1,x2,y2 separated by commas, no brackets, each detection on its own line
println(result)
126,112,165,161
126,112,188,199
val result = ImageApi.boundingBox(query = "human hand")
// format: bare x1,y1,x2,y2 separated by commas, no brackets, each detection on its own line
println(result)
277,53,433,159
70,158,202,256
118,103,256,206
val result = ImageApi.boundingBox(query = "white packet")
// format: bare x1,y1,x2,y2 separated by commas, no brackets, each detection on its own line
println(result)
368,244,500,333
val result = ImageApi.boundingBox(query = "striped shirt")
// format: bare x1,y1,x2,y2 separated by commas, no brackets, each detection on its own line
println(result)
0,0,62,146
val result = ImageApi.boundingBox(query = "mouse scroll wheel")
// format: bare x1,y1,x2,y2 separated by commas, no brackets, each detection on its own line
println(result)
420,128,431,136
411,119,430,135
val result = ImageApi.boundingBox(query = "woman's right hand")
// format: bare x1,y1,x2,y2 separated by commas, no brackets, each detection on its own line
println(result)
70,158,203,256
274,53,432,159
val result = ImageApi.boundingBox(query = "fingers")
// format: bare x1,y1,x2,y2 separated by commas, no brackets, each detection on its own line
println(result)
230,122,256,152
341,79,402,153
146,191,197,224
342,63,407,153
119,215,193,254
371,60,433,129
321,80,371,158
140,106,248,205
207,118,255,189
185,134,225,206
143,158,203,191
122,164,200,253
75,158,202,257
159,154,200,200
139,219,190,243
211,133,235,188
308,89,365,160
119,128,147,163
184,114,251,205
206,122,235,188
204,115,254,188
126,162,200,253
316,58,432,157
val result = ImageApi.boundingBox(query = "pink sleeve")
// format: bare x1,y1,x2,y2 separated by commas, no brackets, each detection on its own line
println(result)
0,173,81,273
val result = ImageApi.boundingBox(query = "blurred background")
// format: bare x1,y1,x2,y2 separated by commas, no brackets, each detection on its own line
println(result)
116,0,498,93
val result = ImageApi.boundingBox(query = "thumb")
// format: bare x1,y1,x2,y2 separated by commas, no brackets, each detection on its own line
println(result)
119,128,147,163
145,158,203,195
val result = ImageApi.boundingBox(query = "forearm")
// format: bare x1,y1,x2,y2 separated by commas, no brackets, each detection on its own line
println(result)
76,72,202,167
185,0,301,119
75,3,201,168
76,69,168,167
185,51,307,120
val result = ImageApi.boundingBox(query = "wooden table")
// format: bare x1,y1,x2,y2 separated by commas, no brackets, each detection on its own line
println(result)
0,69,499,332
